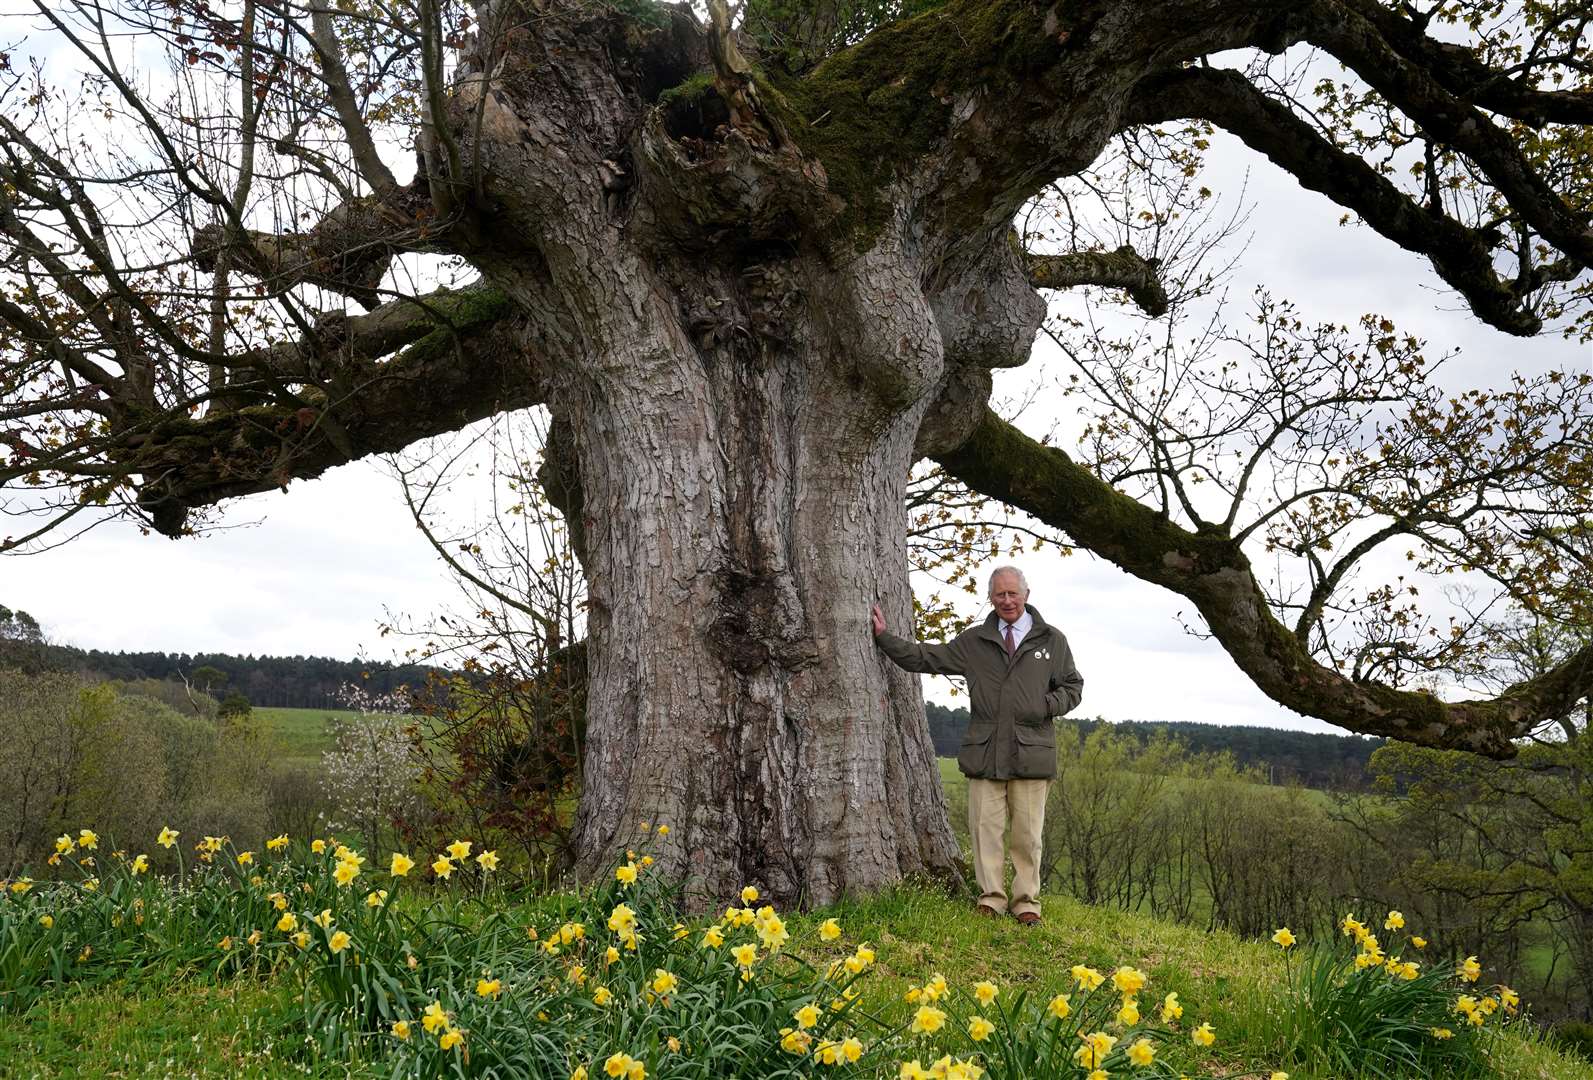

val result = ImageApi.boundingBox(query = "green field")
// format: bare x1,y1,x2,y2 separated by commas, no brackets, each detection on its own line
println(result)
253,706,360,767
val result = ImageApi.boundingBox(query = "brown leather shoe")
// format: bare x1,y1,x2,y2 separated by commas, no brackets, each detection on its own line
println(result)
1015,911,1041,926
975,904,1001,919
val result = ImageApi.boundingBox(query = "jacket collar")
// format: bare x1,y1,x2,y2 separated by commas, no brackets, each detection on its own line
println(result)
976,604,1050,646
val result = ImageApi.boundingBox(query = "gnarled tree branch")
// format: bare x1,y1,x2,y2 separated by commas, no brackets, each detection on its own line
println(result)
128,286,538,535
1024,243,1169,316
934,408,1593,756
1122,65,1549,335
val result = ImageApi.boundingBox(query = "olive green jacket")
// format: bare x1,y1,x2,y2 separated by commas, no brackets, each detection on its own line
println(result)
876,605,1083,780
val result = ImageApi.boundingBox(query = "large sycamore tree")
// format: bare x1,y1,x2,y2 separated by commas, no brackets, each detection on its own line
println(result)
2,0,1592,904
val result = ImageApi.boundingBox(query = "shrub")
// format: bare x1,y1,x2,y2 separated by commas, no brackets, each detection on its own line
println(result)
1551,1020,1593,1062
1272,911,1517,1078
265,761,332,840
320,705,424,857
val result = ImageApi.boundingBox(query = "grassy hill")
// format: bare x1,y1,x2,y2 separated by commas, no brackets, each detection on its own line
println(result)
1,876,1585,1078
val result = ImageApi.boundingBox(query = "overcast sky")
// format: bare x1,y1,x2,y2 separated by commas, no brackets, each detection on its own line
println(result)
4,41,1589,735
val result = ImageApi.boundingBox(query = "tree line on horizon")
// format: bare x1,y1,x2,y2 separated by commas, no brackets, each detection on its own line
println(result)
926,702,1381,792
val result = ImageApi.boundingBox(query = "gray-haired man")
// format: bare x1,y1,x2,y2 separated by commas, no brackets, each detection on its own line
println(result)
871,566,1083,923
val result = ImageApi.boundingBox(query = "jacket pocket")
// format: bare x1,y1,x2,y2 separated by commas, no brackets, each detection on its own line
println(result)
1013,722,1057,779
957,725,995,778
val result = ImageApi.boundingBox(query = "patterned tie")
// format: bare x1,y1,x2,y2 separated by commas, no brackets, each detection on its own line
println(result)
1004,624,1015,656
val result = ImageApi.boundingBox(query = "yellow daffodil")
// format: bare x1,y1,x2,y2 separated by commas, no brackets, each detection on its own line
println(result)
616,862,638,886
8,879,32,894
1118,996,1140,1025
432,856,453,879
266,834,290,851
701,925,725,948
390,852,414,877
974,980,998,1006
218,935,233,950
909,1005,946,1034
439,1030,464,1052
291,930,311,949
310,839,327,854
819,917,841,941
572,1067,588,1080
651,969,678,995
130,854,149,874
1501,986,1520,1013
422,1001,449,1034
39,914,53,929
1412,936,1427,948
1161,991,1183,1022
1071,964,1105,990
1048,992,1071,1019
1272,927,1296,948
236,851,254,866
328,931,351,954
603,1052,636,1078
1384,910,1405,929
476,849,499,871
607,902,636,933
477,977,502,998
794,1002,821,1029
840,1037,863,1063
391,1020,410,1040
968,1016,994,1041
781,1025,814,1054
1073,1031,1117,1069
656,824,669,836
54,834,74,854
605,945,620,965
1111,966,1147,995
1431,1027,1453,1039
1461,955,1482,982
593,985,614,1006
741,885,759,903
158,826,179,849
1193,1022,1216,1047
333,860,360,886
446,839,472,860
78,829,98,850
366,889,389,908
756,912,790,951
733,943,759,969
277,913,298,932
1127,1038,1155,1066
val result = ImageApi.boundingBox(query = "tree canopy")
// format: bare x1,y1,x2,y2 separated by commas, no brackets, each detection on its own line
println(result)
2,0,1591,770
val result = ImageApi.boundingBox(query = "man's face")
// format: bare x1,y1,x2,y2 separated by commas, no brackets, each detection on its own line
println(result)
991,573,1028,624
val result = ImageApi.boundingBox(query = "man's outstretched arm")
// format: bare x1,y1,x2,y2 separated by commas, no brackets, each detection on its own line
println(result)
871,603,969,677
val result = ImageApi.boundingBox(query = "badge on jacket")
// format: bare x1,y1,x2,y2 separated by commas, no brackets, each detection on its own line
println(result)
1033,649,1050,660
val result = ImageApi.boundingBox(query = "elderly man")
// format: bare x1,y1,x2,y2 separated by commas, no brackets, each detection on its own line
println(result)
871,566,1083,924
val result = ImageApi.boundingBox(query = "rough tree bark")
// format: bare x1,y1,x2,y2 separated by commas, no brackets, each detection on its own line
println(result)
6,0,1592,905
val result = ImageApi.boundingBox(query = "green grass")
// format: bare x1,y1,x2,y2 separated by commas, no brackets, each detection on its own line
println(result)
0,975,375,1078
4,880,1588,1079
254,707,359,768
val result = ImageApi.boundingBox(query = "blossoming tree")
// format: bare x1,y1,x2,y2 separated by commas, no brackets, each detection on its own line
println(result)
2,0,1591,904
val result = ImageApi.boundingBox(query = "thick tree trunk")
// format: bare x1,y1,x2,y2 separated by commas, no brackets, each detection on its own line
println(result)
554,244,965,906
547,227,977,906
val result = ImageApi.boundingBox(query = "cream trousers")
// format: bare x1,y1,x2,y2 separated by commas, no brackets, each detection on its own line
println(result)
967,777,1048,916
